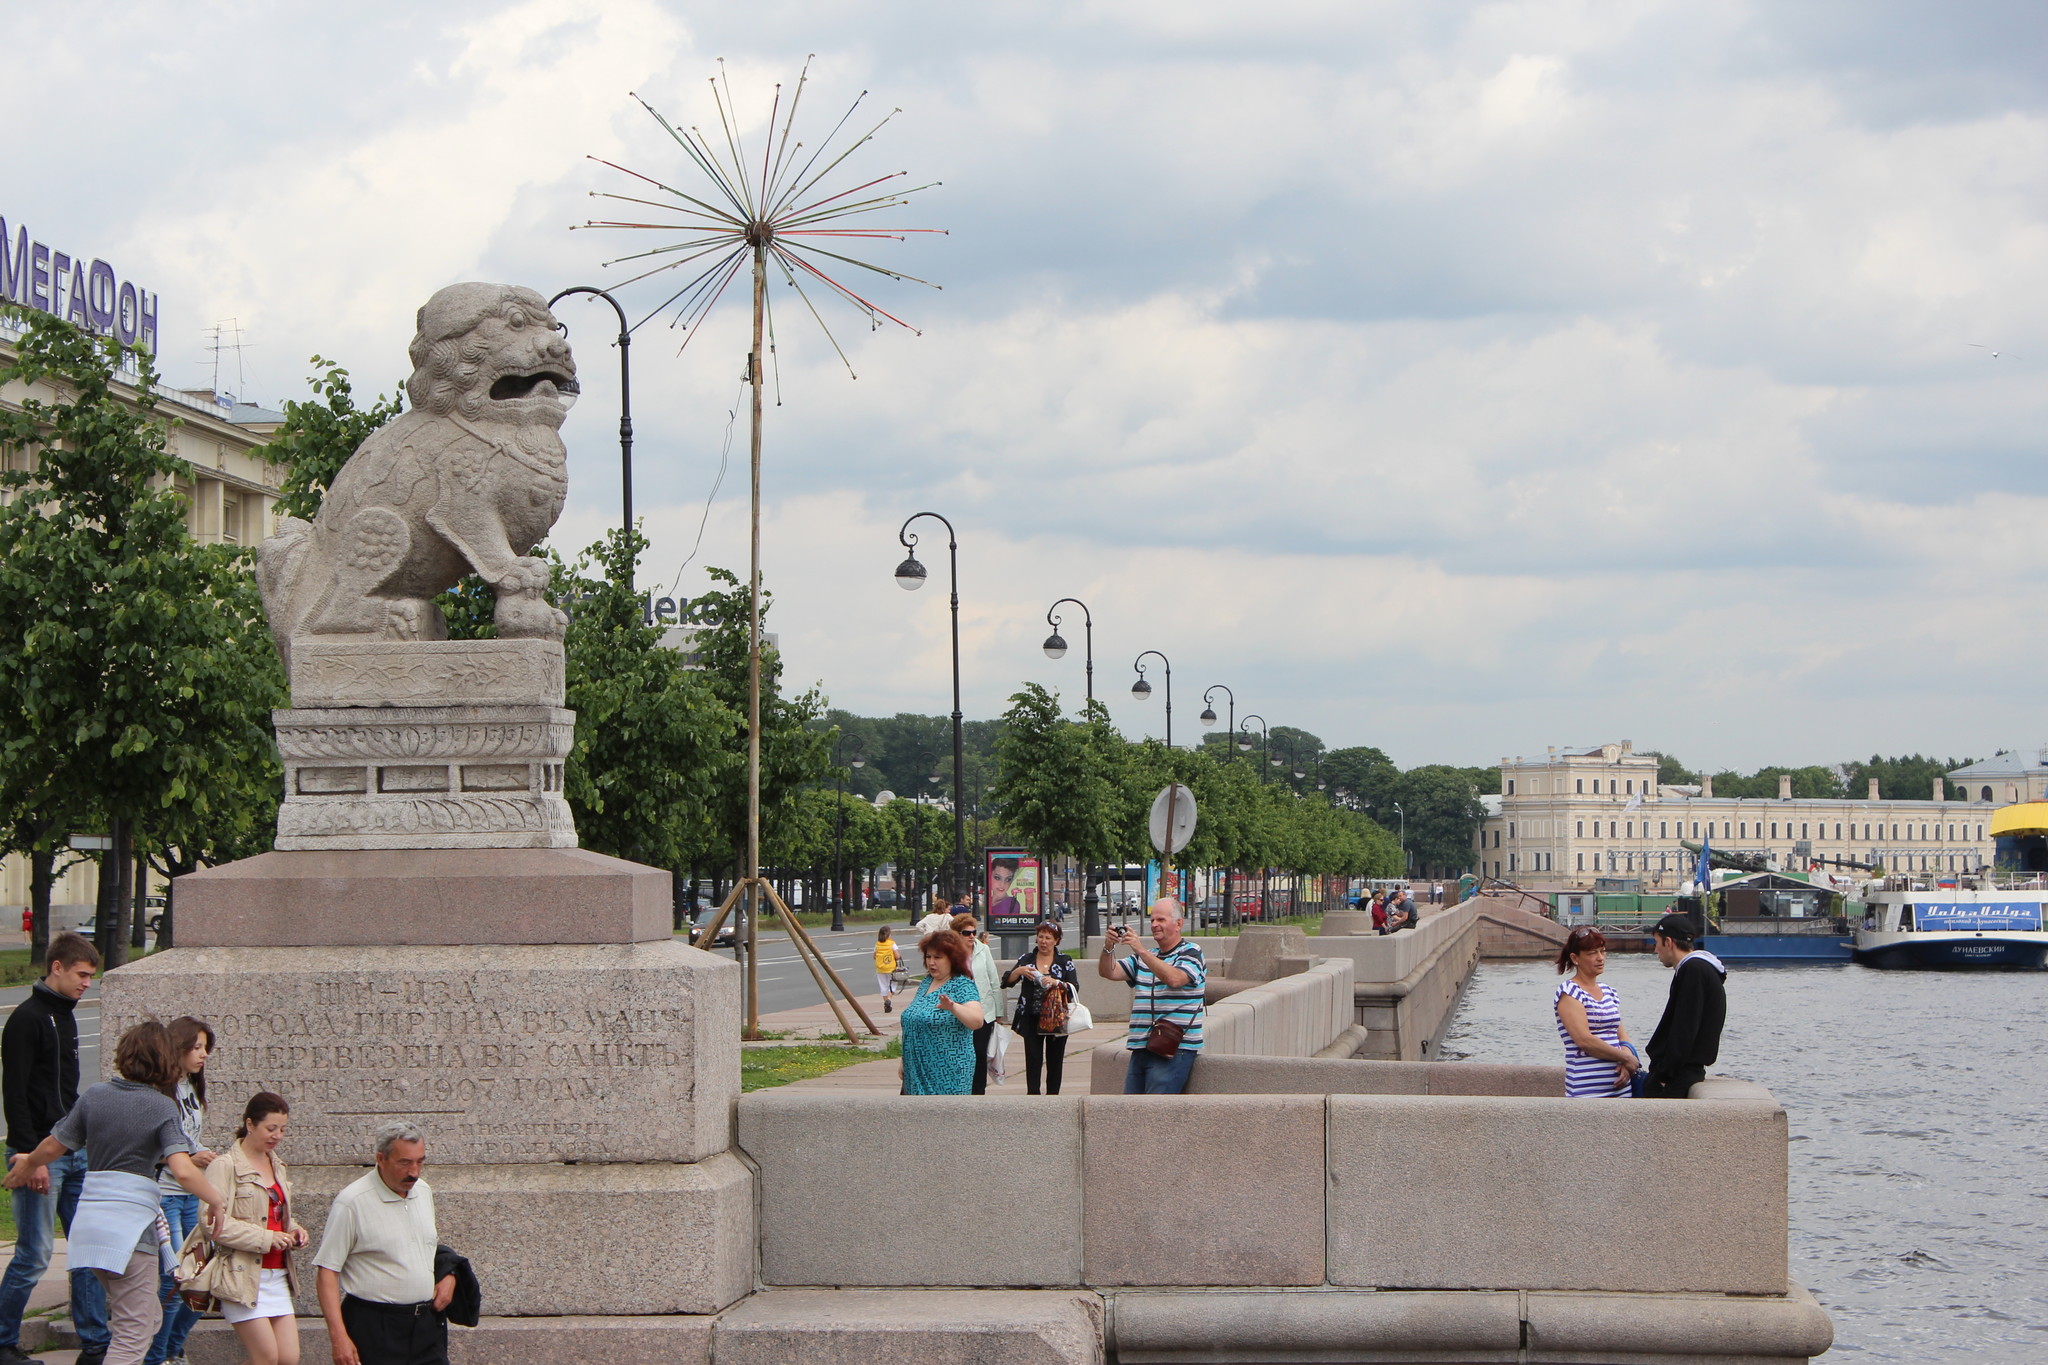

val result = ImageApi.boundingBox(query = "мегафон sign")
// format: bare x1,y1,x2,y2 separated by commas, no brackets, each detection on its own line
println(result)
0,214,158,353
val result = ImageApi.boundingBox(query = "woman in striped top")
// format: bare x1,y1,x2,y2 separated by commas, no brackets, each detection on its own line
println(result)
1552,927,1640,1098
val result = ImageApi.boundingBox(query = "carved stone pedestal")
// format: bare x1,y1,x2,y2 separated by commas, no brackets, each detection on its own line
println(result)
274,704,576,850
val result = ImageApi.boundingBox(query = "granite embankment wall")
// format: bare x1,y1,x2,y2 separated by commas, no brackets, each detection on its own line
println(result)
736,1076,1832,1363
1311,901,1482,1059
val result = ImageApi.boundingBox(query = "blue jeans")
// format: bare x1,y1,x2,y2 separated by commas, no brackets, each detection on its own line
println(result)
0,1147,110,1351
1123,1047,1199,1094
144,1193,200,1365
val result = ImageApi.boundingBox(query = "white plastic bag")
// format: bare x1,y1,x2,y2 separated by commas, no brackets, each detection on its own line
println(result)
989,1022,1012,1084
1062,1002,1094,1036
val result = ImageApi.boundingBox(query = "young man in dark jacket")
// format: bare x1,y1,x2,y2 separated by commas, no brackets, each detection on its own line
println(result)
0,933,109,1365
1645,912,1728,1100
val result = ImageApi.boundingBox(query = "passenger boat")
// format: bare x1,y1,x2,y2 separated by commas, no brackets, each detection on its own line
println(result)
1852,804,2048,969
1701,872,1852,964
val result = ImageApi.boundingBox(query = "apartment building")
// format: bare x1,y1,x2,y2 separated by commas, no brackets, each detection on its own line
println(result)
1476,741,1995,888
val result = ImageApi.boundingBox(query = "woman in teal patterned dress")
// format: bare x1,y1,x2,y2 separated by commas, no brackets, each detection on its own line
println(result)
898,929,985,1095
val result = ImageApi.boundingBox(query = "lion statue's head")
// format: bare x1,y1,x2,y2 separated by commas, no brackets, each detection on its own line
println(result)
405,283,580,428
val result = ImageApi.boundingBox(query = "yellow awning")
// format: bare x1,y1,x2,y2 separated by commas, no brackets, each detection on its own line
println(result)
1990,802,2048,837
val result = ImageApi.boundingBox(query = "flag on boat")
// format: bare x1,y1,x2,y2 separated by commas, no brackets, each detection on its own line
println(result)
1694,830,1712,892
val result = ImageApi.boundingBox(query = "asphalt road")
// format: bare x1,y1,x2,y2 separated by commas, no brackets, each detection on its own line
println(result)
694,923,926,1016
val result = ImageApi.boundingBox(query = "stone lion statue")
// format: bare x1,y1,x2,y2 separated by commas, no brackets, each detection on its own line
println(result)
257,282,578,664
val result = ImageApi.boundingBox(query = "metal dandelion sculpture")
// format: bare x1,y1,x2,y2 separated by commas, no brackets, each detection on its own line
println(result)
579,61,942,1037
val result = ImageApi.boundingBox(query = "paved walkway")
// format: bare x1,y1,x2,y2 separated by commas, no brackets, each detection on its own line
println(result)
757,994,1126,1093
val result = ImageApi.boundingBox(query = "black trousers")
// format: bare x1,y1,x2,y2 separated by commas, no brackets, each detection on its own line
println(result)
969,1022,995,1094
341,1295,449,1365
1020,1026,1068,1094
1644,1065,1705,1100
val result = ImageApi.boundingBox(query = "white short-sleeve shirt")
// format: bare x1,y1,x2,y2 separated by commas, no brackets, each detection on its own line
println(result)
312,1171,438,1305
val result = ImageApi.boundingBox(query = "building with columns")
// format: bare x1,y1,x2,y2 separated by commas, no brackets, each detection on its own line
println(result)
1475,741,1997,889
1,319,285,923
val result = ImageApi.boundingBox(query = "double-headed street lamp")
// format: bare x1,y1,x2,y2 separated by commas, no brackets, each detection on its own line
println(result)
1199,685,1235,761
1131,650,1173,747
893,513,969,900
1042,598,1095,706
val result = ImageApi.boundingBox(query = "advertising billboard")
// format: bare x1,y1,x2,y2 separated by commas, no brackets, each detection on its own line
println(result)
985,848,1041,931
1912,901,2044,933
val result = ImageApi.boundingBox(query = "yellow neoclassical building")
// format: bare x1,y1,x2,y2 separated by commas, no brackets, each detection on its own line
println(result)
0,315,285,923
1476,741,1995,889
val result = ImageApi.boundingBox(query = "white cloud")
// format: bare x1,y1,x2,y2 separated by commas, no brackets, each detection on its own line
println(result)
13,0,2048,771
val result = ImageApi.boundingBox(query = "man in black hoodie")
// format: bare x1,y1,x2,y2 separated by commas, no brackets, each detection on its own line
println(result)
1645,912,1728,1100
0,932,109,1365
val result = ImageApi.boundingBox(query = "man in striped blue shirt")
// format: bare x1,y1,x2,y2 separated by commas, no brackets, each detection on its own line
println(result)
1100,899,1207,1094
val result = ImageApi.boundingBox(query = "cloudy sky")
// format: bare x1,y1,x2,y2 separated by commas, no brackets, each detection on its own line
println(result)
14,1,2048,771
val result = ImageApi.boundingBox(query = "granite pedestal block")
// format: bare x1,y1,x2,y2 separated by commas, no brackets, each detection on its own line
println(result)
100,941,739,1164
277,1156,754,1317
274,704,577,851
173,847,671,946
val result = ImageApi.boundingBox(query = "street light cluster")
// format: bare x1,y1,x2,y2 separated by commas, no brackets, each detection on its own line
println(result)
891,515,1412,912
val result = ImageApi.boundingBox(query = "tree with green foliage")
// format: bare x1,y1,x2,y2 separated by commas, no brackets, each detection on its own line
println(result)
1390,765,1491,875
989,685,1125,869
0,308,286,965
1845,754,1976,802
548,530,739,870
261,357,404,521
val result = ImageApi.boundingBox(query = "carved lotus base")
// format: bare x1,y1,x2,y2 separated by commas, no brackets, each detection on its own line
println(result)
273,703,577,850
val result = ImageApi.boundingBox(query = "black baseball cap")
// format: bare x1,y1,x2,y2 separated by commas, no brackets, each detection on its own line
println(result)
1652,912,1696,946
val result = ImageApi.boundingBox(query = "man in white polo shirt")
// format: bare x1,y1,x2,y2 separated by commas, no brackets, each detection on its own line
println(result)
314,1122,455,1365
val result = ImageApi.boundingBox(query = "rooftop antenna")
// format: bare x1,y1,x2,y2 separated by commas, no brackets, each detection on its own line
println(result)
204,319,251,402
580,58,943,1040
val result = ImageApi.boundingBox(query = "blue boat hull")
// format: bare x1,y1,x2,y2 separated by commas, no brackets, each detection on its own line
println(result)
1702,934,1852,964
1852,936,2048,970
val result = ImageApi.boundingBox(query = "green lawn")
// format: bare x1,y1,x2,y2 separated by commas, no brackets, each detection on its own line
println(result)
740,1040,900,1092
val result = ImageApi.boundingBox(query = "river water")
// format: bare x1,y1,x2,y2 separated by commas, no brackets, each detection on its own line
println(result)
1437,956,2048,1361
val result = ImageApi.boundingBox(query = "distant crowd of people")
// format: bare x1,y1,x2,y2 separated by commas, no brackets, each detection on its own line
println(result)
877,895,1208,1097
1358,886,1427,934
0,933,476,1365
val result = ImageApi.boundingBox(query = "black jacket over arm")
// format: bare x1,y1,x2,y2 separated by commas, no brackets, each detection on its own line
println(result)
434,1245,481,1327
1646,955,1727,1083
2,985,80,1154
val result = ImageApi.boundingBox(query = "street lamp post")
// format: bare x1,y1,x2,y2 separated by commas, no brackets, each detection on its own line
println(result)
831,740,865,933
1042,599,1095,707
547,287,634,582
1199,685,1235,761
1393,801,1407,876
1238,715,1271,918
894,514,969,901
1131,650,1173,747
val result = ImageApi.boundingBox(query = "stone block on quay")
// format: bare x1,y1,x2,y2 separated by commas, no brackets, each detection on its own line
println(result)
1423,1061,1566,1097
290,637,566,708
1089,1040,1129,1095
1110,1289,1522,1361
1327,1094,1789,1294
1083,1095,1324,1286
1524,1282,1835,1360
280,1155,754,1317
715,1290,1103,1365
1317,909,1375,936
187,1314,716,1365
1183,1054,1429,1096
173,847,671,946
100,941,739,1165
739,1092,1083,1286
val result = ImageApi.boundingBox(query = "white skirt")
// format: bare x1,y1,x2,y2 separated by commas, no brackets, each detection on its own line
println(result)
221,1266,293,1323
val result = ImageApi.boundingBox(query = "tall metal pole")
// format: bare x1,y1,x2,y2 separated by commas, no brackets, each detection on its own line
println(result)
547,287,634,585
744,237,767,1037
1202,684,1235,760
1133,650,1173,748
1046,598,1094,707
1241,713,1271,918
895,514,967,901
